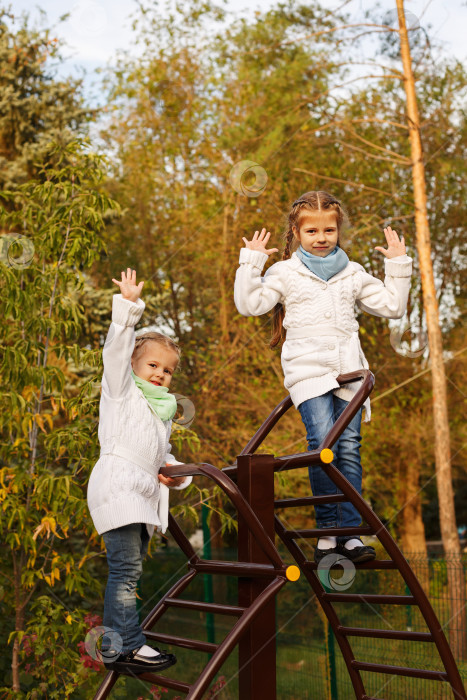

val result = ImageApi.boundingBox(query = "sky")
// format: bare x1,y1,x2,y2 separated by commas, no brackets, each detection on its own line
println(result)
12,0,467,105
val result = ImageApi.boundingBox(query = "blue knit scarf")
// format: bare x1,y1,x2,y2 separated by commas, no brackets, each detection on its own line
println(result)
296,245,349,281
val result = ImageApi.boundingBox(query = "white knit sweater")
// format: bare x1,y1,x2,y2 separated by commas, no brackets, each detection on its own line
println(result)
234,249,413,421
87,294,192,537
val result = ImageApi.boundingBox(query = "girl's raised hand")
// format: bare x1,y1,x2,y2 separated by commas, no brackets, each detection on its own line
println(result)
375,226,406,259
112,268,144,302
242,228,278,257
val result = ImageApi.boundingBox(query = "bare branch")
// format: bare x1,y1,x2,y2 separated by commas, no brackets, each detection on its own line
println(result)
293,167,415,206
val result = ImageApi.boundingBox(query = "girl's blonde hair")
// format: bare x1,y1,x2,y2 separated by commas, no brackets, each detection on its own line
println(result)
270,191,350,348
132,332,181,366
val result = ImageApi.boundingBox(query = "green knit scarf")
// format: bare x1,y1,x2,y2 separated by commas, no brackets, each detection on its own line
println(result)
131,370,177,421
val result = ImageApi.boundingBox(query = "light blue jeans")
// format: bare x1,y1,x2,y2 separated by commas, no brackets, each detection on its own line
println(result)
102,523,149,656
298,391,363,542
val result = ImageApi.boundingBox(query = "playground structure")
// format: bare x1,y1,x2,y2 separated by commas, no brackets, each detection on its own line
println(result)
94,370,466,700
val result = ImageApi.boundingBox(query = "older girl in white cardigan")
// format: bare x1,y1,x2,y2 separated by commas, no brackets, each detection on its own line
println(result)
234,191,412,565
87,269,192,675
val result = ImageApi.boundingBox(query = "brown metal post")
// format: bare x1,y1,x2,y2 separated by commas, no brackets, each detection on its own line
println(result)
237,453,277,700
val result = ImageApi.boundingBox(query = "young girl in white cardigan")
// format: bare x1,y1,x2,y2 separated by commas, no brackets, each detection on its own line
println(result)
234,191,412,565
87,269,192,675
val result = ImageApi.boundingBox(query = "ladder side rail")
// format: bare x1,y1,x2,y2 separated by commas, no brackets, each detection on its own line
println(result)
93,570,199,700
308,461,465,697
186,577,287,700
141,568,198,631
275,516,367,699
243,370,373,457
223,370,375,481
276,462,466,698
165,510,200,564
159,461,284,571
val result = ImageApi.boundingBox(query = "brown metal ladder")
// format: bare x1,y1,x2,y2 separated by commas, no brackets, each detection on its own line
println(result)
93,459,291,699
225,369,466,700
93,370,466,700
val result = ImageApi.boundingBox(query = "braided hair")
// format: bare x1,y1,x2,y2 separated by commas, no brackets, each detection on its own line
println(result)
270,191,350,348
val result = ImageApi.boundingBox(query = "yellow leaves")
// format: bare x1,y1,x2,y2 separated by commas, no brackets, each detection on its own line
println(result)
32,515,63,541
66,614,73,624
34,414,46,433
33,413,53,433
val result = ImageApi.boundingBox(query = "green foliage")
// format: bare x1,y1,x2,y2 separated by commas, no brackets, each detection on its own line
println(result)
0,138,120,695
0,9,91,190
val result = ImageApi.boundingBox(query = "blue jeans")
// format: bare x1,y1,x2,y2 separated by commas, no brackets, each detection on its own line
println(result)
102,523,149,655
298,391,363,541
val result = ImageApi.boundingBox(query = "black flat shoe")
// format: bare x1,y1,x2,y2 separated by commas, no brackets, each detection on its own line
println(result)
337,539,376,563
314,545,338,564
104,646,177,675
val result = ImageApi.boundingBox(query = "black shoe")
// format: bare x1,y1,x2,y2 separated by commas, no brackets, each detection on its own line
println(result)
314,545,339,564
337,539,376,563
103,646,177,675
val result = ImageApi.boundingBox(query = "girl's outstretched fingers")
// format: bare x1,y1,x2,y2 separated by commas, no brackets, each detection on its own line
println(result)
375,226,406,259
111,269,144,302
242,228,278,256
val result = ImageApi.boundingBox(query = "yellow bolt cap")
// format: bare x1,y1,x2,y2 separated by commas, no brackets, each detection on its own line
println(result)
286,565,300,582
320,448,334,463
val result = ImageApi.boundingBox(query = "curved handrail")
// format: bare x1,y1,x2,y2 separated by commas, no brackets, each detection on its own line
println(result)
159,461,284,570
223,370,375,479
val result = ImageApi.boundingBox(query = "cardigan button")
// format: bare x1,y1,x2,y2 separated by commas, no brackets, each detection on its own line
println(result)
321,283,327,290
328,344,335,350
332,369,339,377
325,311,331,319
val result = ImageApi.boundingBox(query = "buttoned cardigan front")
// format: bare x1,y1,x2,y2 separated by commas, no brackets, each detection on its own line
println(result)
234,248,413,421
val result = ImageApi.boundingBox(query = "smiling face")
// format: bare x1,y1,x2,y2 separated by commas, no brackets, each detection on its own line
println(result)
293,210,339,257
131,341,179,388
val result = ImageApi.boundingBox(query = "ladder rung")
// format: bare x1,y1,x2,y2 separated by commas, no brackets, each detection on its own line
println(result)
145,630,218,653
304,560,397,570
351,660,448,681
338,626,433,642
275,494,347,508
191,560,282,577
137,672,190,693
322,593,417,605
285,526,374,538
164,597,245,616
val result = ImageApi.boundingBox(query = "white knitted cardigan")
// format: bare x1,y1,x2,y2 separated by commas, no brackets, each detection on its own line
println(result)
87,294,192,537
234,249,413,421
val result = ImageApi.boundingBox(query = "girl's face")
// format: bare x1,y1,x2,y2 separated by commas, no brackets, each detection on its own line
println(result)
293,210,339,257
131,341,179,388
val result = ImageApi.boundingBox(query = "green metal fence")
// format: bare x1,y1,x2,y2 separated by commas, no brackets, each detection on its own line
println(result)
136,547,466,699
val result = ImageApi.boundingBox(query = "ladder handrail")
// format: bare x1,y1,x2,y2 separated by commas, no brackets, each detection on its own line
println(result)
222,369,375,480
159,460,284,570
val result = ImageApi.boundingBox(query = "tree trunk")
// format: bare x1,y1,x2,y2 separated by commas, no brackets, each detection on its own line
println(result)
399,454,429,594
396,0,466,659
218,191,232,344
